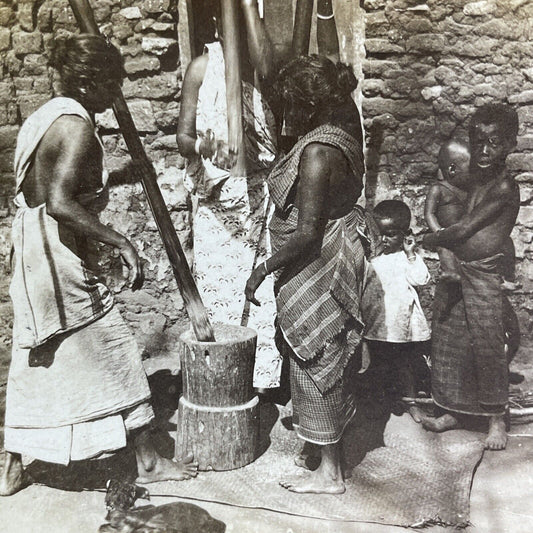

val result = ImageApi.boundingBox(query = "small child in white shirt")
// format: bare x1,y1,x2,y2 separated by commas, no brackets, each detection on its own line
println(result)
362,200,431,422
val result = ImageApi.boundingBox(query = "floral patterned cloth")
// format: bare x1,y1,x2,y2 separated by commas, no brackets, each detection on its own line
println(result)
183,42,281,388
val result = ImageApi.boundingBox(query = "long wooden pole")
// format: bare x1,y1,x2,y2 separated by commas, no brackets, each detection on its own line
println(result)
292,0,314,56
68,0,215,342
221,0,247,177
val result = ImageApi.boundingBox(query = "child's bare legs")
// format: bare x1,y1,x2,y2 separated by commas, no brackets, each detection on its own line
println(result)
422,412,461,432
438,247,461,283
0,452,31,496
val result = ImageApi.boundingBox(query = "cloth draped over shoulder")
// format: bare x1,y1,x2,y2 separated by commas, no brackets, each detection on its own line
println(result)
10,97,113,350
184,41,277,198
431,253,508,416
267,124,373,393
5,97,153,465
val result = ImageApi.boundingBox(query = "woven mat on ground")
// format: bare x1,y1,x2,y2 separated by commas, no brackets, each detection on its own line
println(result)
150,404,485,528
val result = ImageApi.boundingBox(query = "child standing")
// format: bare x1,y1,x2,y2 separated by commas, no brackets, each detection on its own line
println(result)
362,200,431,422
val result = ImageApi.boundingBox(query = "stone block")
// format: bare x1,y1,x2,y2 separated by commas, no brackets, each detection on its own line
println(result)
32,77,52,94
362,79,385,97
508,154,533,173
0,126,19,150
516,172,533,183
37,5,53,32
463,1,496,16
518,106,533,125
363,0,387,9
18,94,50,120
141,36,176,55
406,34,446,53
122,72,179,99
113,24,134,42
474,19,522,40
365,11,388,34
0,81,13,104
363,60,398,79
18,3,34,32
143,0,170,15
12,31,42,56
365,39,404,54
97,99,158,132
455,37,498,57
0,6,14,26
517,206,533,228
420,85,442,100
13,77,33,93
523,67,533,83
120,7,142,19
154,101,180,130
434,65,457,84
509,91,533,105
517,136,533,151
22,54,48,76
472,83,500,97
520,185,533,204
125,55,161,75
152,22,175,33
0,27,10,51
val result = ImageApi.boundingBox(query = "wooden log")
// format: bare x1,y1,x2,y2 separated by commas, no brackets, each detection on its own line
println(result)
176,396,259,471
220,0,247,177
67,0,215,342
292,0,314,56
179,324,256,407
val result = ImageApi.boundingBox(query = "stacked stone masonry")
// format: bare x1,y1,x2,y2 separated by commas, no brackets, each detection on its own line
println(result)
0,0,532,354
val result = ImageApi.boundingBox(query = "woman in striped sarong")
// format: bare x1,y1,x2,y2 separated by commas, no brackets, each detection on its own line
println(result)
245,55,377,494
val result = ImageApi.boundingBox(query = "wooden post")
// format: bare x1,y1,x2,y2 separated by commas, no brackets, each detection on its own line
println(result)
176,324,259,470
220,0,247,177
68,0,215,342
177,0,196,76
292,0,314,56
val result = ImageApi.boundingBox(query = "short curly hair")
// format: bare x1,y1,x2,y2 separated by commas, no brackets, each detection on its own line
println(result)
469,103,519,142
373,200,412,232
274,54,358,113
49,34,124,100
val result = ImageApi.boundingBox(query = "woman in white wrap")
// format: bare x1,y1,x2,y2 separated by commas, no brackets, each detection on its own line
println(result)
0,35,197,496
177,13,281,391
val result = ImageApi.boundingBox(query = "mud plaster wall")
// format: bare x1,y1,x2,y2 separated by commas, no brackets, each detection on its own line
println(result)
0,0,532,359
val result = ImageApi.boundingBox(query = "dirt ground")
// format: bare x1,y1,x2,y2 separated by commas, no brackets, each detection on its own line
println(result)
0,317,532,532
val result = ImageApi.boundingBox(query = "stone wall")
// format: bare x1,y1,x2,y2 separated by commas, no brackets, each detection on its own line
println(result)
1,0,532,356
0,0,190,358
362,0,533,339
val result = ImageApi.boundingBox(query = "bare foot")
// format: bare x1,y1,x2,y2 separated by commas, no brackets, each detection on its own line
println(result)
136,453,199,484
294,442,320,470
422,413,460,433
408,405,425,423
485,416,507,451
280,471,345,494
0,453,32,496
441,271,461,283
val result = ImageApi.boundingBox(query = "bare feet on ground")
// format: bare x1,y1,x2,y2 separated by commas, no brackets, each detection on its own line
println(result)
294,442,320,470
422,413,461,433
0,453,32,496
136,453,199,484
280,471,345,494
485,416,507,451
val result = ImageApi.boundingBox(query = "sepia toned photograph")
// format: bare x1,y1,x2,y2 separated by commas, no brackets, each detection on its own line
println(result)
0,1,532,531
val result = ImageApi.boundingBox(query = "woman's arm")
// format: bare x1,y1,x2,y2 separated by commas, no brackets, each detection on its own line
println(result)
424,183,443,232
245,143,330,305
176,55,215,159
44,116,143,289
423,180,518,248
240,0,277,81
317,0,340,63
